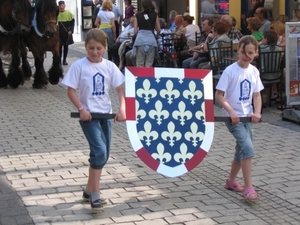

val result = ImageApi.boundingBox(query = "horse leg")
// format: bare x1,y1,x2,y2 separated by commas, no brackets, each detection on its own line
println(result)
32,55,48,89
0,58,8,88
7,48,24,89
48,38,64,85
20,44,32,80
48,52,63,85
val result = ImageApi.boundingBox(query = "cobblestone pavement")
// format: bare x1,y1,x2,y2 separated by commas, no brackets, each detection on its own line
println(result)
0,42,299,225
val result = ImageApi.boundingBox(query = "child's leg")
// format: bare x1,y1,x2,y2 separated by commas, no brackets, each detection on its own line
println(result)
228,160,241,182
86,167,102,192
241,157,253,189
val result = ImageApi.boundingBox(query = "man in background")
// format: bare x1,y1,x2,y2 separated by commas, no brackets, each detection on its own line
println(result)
92,0,102,28
57,1,75,65
168,10,178,32
111,0,123,38
255,7,271,32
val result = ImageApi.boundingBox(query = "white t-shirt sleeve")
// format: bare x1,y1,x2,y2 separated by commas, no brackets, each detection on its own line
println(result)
61,59,82,89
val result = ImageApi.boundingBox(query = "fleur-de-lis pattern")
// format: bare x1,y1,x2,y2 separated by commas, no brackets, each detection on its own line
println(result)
136,77,205,168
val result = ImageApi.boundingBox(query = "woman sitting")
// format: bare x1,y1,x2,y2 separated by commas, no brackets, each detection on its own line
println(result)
247,17,263,42
178,15,200,65
198,21,231,69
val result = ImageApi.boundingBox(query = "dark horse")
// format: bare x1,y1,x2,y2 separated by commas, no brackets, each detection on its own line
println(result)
0,0,32,88
22,0,63,89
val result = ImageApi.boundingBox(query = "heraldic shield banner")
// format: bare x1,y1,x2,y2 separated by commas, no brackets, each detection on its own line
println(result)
125,67,214,177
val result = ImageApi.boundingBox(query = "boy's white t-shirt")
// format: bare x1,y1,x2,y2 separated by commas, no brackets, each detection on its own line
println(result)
61,57,124,113
216,62,264,117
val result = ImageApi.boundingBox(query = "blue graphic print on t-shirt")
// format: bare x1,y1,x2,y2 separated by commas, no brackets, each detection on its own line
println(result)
239,79,251,101
93,73,105,95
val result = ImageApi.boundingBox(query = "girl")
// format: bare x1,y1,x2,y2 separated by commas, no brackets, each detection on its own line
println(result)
95,0,116,61
61,28,126,211
215,35,263,201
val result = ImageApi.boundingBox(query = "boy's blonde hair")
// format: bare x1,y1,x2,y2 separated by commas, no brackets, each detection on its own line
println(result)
85,29,107,48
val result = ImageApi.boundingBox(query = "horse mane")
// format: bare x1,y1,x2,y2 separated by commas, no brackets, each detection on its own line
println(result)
35,0,58,33
36,0,58,13
17,0,31,12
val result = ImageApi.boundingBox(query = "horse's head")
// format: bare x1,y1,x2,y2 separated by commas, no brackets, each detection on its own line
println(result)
36,0,59,38
12,0,32,34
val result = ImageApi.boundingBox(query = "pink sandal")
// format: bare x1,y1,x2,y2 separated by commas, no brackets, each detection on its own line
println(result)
224,179,244,192
243,187,259,200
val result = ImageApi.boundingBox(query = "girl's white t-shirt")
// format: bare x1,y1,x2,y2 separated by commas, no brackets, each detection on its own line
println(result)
97,10,114,24
216,62,264,117
61,57,124,113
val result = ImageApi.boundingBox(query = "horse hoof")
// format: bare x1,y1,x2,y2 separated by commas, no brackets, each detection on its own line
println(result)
32,83,46,89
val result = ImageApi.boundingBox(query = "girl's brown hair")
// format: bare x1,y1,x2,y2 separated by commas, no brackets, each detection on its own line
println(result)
85,29,107,48
238,35,258,53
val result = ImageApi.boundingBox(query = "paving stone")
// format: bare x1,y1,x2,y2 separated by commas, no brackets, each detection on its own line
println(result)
1,42,300,225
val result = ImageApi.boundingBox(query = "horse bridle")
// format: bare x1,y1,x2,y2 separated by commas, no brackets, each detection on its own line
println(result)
36,1,58,38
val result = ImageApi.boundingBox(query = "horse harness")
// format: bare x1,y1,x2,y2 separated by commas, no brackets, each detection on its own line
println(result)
32,0,58,38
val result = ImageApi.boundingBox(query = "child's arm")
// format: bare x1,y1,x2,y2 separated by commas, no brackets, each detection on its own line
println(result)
215,90,240,124
251,92,262,123
67,87,91,121
114,85,126,122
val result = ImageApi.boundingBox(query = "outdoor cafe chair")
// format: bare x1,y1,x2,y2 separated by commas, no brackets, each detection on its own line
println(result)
258,45,285,109
207,40,233,97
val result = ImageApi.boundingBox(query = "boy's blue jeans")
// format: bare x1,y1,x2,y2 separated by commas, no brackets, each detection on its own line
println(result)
225,122,254,163
80,119,112,170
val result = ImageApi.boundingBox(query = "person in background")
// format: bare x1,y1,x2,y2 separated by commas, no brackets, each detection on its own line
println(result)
181,15,200,48
95,0,116,61
221,15,242,41
254,7,271,33
157,18,172,53
61,28,125,211
92,0,101,28
229,16,243,40
201,0,218,15
267,21,286,105
173,14,184,37
270,20,285,48
123,0,136,27
241,0,262,34
111,0,123,38
291,8,300,22
182,19,213,68
215,35,262,201
58,1,75,66
133,0,160,67
197,21,231,69
109,16,135,69
169,10,178,32
246,17,263,42
29,0,35,7
275,14,290,24
258,31,282,107
179,15,200,65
